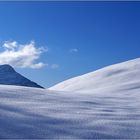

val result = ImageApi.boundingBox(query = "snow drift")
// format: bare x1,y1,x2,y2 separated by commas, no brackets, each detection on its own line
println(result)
49,57,140,93
0,85,140,139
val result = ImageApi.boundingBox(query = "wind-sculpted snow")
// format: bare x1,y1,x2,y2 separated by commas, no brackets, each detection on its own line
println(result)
49,58,140,93
0,85,140,139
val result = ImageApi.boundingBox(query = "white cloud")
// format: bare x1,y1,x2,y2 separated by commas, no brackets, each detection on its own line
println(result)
51,64,59,69
3,41,17,49
69,48,78,53
0,40,47,69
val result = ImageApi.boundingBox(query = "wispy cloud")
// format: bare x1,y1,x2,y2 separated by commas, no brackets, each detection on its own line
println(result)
51,64,59,69
69,48,78,53
3,41,17,50
0,40,47,69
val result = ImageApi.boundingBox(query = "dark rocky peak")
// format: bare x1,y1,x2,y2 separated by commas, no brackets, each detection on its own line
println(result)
0,64,44,89
0,64,15,72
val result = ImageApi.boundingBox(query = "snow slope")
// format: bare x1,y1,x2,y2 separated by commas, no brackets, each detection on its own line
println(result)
0,84,140,139
49,57,140,93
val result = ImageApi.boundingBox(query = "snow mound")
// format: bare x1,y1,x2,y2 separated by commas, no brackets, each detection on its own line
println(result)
0,85,140,139
49,58,140,93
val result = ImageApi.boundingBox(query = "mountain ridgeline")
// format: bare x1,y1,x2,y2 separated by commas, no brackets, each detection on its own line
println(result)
0,64,44,88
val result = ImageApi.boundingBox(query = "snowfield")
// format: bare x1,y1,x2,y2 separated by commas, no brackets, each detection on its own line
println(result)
0,58,140,139
49,57,140,94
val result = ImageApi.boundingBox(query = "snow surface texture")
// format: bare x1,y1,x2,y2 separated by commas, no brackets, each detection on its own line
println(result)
49,57,140,93
0,85,140,139
0,58,140,138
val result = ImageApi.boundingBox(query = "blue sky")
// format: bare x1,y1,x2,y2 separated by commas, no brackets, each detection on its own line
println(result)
0,1,140,88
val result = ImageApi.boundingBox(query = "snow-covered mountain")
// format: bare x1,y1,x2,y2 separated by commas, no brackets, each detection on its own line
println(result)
0,64,43,88
49,57,140,93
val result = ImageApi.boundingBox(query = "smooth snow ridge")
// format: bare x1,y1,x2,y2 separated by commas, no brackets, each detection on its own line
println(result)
0,85,140,139
49,57,140,93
